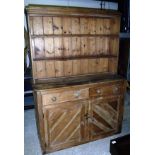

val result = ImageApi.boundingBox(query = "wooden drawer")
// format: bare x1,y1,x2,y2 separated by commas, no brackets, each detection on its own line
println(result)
89,83,122,97
42,88,89,106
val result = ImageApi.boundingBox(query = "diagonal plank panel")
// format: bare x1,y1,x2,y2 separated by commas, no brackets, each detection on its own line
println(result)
52,108,81,144
93,111,113,129
92,117,111,132
93,104,117,129
49,112,67,134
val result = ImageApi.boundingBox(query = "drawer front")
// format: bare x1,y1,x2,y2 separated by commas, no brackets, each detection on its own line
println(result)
42,88,89,106
89,83,122,97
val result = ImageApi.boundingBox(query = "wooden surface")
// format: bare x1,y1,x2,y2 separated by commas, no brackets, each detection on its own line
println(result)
34,79,126,153
33,74,124,89
26,5,120,83
25,5,125,154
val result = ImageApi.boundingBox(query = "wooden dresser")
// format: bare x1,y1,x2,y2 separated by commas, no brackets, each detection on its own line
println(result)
26,5,126,154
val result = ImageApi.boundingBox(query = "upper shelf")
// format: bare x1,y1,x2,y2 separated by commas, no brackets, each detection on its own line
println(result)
31,34,119,38
33,54,117,61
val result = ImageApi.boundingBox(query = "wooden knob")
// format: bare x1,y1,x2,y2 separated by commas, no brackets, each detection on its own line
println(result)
97,89,101,94
113,87,118,93
51,96,57,102
74,91,80,98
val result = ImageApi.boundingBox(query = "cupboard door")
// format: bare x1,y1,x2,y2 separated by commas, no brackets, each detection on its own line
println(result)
89,96,122,140
43,100,86,151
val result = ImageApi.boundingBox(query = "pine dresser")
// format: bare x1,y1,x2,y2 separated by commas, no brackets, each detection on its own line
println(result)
25,5,126,154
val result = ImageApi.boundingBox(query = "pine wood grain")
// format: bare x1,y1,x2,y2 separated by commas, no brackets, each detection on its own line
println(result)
34,61,46,79
26,6,124,154
46,61,55,78
33,17,43,35
88,18,96,34
43,17,53,34
44,37,54,58
53,17,62,34
72,60,81,75
55,61,64,77
54,37,63,57
33,38,45,58
64,60,72,76
80,18,88,34
62,17,72,34
71,17,80,34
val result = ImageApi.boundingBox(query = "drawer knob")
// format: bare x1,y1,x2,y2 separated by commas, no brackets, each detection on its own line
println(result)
96,89,101,94
74,91,80,98
113,87,118,93
51,96,57,102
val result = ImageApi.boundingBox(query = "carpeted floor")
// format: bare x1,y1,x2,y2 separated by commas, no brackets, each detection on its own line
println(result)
24,92,130,155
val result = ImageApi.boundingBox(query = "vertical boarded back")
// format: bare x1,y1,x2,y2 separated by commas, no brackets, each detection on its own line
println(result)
55,61,64,77
34,61,46,79
72,37,80,56
62,17,72,34
64,60,72,76
88,18,96,34
80,37,88,74
53,17,62,34
96,18,103,34
88,37,98,74
102,18,111,34
53,23,63,77
33,17,43,35
44,37,54,58
96,37,103,55
97,58,109,73
89,59,98,74
102,37,110,55
46,61,55,78
63,37,72,57
80,18,88,34
72,37,81,75
63,37,72,76
33,38,45,58
108,58,117,74
27,6,121,82
111,17,120,34
72,59,81,75
43,17,53,35
72,17,80,34
44,37,55,78
54,37,63,57
109,37,119,56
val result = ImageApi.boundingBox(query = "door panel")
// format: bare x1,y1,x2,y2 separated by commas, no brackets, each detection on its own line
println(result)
89,96,121,140
43,100,86,149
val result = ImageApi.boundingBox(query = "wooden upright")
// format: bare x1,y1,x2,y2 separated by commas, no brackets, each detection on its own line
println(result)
26,5,126,154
